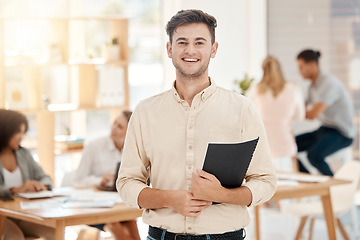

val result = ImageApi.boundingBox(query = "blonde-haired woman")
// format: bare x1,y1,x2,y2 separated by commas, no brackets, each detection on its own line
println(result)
249,56,305,171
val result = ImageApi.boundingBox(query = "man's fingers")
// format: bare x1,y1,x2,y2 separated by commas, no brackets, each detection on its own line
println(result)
197,169,216,181
190,199,211,207
187,211,201,217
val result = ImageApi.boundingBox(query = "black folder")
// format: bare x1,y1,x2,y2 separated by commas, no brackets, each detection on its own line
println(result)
202,137,259,189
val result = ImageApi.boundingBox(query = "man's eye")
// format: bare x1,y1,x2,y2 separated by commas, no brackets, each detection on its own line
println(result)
178,42,187,45
196,42,204,45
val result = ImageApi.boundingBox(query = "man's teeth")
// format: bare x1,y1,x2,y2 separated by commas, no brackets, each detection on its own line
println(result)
184,58,198,62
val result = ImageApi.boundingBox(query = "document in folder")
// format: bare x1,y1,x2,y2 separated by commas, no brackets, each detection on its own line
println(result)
202,137,259,189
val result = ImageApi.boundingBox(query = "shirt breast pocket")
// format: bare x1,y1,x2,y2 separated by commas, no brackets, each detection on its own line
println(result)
208,127,242,143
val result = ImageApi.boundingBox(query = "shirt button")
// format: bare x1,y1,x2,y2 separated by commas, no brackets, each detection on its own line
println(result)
189,125,192,129
185,107,189,111
188,165,192,170
188,145,192,150
188,227,192,231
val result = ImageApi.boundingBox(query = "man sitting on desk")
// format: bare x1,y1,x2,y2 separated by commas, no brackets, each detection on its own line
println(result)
74,110,140,240
295,49,354,176
117,9,276,240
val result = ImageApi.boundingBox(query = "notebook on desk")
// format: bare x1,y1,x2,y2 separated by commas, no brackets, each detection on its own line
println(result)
96,162,121,192
16,190,65,200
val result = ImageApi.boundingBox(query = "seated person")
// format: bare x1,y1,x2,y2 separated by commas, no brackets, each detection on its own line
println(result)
73,110,140,240
0,109,55,240
295,49,354,176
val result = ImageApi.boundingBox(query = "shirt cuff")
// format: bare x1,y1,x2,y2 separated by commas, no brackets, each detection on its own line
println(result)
120,182,148,209
242,181,261,208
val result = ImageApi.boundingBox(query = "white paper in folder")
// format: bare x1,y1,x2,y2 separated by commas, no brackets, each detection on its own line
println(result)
98,67,125,107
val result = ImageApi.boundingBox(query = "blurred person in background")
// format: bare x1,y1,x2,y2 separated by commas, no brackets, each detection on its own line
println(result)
249,56,305,172
0,109,54,240
295,49,354,176
73,110,140,240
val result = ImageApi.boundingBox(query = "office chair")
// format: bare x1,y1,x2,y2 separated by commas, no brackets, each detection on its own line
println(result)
281,160,360,240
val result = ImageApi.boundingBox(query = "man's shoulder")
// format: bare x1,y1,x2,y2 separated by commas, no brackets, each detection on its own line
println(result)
86,136,111,148
216,86,253,104
136,90,172,109
319,73,340,86
92,136,110,143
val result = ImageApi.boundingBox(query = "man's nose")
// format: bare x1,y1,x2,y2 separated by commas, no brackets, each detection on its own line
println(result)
184,43,196,54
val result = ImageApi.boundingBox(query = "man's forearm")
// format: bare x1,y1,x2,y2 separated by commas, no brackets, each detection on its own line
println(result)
138,187,171,209
138,187,212,217
216,186,252,206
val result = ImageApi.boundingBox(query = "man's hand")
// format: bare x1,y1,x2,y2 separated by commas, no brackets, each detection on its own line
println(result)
306,102,328,120
191,169,224,202
100,173,115,187
167,190,211,217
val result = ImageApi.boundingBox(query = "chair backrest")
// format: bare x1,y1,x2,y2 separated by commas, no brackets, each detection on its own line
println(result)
331,160,360,214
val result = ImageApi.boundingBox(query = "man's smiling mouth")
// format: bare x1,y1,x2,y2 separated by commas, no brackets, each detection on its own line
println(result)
183,58,199,62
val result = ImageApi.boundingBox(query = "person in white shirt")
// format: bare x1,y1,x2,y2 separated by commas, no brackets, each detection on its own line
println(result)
74,110,140,240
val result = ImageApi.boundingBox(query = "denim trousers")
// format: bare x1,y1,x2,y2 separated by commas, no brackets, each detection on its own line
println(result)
296,126,353,176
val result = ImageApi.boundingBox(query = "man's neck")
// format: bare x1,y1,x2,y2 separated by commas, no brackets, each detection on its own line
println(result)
110,136,123,152
310,68,320,84
175,75,211,106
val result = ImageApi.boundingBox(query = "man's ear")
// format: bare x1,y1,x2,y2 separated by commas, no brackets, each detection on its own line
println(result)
166,42,172,58
210,42,218,58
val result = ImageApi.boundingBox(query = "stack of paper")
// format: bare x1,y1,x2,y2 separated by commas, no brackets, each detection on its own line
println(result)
276,173,330,183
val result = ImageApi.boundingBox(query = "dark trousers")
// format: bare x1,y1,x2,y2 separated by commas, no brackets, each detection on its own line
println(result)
148,226,246,240
296,126,353,176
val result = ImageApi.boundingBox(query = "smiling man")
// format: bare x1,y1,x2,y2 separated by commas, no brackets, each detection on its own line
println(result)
117,9,276,240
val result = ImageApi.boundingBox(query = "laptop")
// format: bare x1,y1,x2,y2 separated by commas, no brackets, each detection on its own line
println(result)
96,162,121,191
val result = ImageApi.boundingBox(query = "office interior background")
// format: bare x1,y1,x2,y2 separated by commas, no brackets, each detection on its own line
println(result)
0,0,359,188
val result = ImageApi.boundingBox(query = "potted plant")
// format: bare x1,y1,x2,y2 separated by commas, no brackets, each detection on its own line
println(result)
101,37,120,62
233,73,254,95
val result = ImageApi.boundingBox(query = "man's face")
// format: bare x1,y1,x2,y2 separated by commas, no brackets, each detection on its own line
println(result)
297,58,313,80
110,113,129,148
166,23,218,79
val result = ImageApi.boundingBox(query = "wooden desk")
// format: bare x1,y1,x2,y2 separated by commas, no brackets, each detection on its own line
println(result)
254,177,350,240
0,194,143,240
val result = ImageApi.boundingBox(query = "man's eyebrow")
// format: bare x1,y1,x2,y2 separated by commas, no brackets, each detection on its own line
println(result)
195,37,207,41
175,37,207,42
175,37,188,42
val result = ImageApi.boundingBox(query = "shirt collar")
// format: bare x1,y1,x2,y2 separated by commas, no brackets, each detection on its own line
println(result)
171,77,217,103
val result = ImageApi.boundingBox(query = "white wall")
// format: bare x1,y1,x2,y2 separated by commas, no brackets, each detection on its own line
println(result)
161,0,267,90
268,0,331,86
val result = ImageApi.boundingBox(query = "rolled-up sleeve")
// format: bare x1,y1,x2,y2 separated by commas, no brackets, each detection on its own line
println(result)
241,101,277,207
116,105,150,208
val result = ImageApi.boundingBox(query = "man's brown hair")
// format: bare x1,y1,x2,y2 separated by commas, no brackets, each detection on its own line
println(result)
166,9,217,44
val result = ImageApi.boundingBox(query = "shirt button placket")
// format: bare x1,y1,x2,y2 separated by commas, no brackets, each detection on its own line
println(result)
185,110,195,233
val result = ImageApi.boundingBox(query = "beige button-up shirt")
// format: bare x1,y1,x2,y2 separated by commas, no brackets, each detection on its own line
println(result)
117,79,276,234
